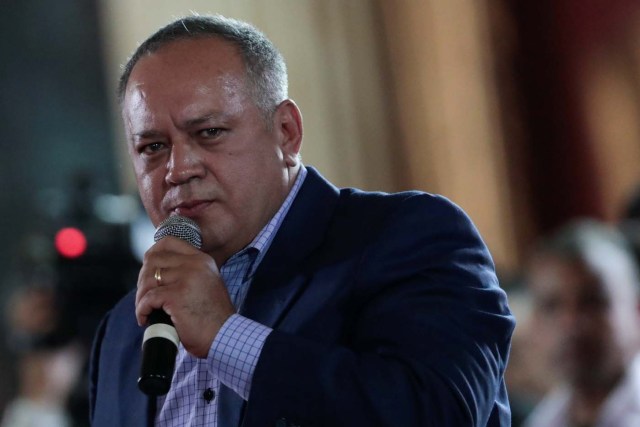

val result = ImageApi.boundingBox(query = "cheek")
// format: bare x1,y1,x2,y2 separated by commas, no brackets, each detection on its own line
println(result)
137,174,154,198
222,153,282,196
136,172,163,220
609,307,637,345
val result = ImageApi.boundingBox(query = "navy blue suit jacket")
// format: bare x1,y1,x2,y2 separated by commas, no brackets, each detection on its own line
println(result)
90,168,514,426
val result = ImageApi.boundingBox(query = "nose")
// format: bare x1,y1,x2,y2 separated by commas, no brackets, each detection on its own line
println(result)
165,141,206,185
557,306,580,331
556,301,593,335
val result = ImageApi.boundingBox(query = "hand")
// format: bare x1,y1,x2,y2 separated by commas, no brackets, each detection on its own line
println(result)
135,236,235,358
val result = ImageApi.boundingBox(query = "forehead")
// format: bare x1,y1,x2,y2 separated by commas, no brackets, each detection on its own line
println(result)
137,36,244,75
527,255,605,298
125,37,248,101
122,37,252,128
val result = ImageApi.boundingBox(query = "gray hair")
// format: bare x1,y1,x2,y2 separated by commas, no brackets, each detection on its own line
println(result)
118,14,288,119
533,219,640,297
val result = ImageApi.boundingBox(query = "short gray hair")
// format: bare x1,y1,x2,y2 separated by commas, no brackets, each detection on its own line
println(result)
533,219,640,296
118,14,288,119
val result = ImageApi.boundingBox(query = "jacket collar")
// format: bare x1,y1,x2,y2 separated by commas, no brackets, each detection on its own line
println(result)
240,166,339,327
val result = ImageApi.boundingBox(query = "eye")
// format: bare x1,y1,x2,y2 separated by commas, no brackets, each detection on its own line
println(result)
198,128,224,139
139,142,166,155
537,297,559,315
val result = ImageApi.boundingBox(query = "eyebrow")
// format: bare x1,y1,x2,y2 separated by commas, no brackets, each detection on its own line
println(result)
133,130,164,140
133,112,230,139
182,113,222,128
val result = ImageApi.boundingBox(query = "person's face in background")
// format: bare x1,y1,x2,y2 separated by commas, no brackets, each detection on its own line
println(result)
528,254,639,388
122,37,301,265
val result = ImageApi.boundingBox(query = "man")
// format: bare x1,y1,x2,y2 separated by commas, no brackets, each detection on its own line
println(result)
524,220,640,427
90,15,514,426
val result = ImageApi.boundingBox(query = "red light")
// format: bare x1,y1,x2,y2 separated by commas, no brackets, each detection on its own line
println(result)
55,227,87,258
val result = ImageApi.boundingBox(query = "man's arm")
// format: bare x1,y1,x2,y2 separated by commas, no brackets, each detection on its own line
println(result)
243,194,514,426
89,310,110,424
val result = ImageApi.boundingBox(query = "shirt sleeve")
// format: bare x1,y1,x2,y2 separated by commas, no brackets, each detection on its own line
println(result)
207,313,272,400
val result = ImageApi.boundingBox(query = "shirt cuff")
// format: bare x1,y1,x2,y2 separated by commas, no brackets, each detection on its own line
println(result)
208,313,272,400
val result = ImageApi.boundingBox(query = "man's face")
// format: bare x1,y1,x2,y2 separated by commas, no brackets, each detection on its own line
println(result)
528,255,634,387
122,37,300,264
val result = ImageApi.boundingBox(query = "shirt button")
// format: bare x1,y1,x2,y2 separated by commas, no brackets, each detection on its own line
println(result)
203,388,215,403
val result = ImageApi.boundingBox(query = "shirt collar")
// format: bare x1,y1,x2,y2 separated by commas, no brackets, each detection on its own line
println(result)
224,166,308,274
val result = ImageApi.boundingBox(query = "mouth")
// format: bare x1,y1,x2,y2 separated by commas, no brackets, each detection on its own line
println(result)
170,199,213,217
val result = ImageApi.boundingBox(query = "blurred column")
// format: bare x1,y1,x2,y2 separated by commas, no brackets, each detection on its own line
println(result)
581,10,640,221
378,0,521,269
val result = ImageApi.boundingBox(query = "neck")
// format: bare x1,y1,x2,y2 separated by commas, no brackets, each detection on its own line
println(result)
569,367,625,425
211,165,302,267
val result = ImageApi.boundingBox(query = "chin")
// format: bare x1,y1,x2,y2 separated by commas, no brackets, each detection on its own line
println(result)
200,226,231,250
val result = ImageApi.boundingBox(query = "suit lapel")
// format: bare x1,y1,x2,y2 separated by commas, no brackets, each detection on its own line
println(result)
240,167,340,328
218,168,339,427
217,384,246,427
125,327,155,427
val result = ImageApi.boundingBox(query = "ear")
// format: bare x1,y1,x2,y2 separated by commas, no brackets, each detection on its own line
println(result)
273,99,303,167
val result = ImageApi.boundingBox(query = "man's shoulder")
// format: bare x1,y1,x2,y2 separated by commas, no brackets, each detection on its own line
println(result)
89,288,145,425
336,186,471,231
302,167,470,233
307,186,481,270
305,166,460,216
108,288,137,321
95,289,140,343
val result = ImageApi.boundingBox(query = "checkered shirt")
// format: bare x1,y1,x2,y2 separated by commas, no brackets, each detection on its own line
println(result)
156,167,307,426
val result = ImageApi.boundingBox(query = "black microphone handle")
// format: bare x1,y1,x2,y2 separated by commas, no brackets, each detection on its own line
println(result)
138,215,202,396
138,309,178,396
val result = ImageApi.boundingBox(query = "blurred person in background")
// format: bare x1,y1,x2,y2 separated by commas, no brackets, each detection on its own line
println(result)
618,185,640,267
1,283,83,427
523,220,640,427
503,282,555,426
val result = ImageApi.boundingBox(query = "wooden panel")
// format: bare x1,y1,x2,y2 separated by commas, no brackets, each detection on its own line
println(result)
378,0,520,269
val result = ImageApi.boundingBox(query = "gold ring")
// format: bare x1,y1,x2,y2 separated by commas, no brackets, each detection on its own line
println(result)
154,268,162,285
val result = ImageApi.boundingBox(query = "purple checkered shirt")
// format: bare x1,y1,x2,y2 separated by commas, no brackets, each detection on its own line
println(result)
156,167,307,426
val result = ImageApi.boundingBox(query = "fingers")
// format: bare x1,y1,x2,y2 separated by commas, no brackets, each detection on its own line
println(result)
135,238,220,326
135,241,179,326
135,285,167,326
136,236,217,296
134,237,233,357
150,235,202,255
135,266,183,325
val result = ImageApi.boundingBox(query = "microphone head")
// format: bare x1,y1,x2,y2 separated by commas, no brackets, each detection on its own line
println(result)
154,215,202,249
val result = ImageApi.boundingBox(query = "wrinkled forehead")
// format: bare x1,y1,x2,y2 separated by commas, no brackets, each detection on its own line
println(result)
125,37,249,99
528,255,600,295
121,39,253,127
528,253,637,307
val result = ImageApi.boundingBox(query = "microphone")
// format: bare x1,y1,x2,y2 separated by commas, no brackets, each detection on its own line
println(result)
138,215,202,396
